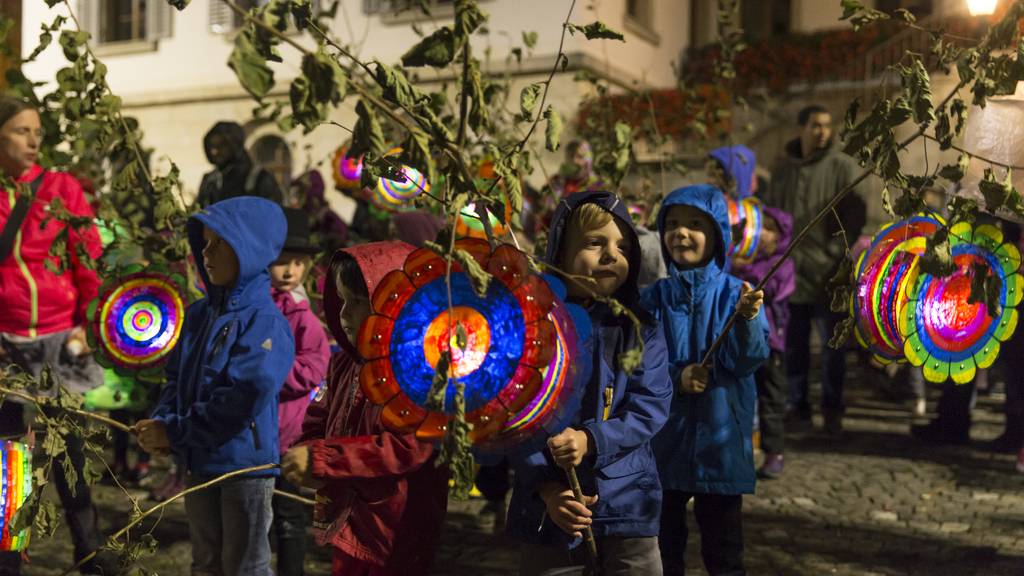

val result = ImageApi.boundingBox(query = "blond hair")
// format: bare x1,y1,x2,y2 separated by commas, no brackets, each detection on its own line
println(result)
558,202,614,265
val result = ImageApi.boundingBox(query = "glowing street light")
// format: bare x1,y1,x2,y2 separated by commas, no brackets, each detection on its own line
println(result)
967,0,998,16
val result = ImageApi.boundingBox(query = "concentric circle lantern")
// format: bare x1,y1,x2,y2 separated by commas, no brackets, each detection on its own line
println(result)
901,222,1023,383
726,197,763,260
331,146,363,191
455,198,513,239
853,214,944,363
88,268,187,374
0,441,32,552
357,239,581,446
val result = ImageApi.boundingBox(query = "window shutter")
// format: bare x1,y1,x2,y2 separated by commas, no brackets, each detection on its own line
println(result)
209,0,235,33
77,0,101,43
147,0,174,40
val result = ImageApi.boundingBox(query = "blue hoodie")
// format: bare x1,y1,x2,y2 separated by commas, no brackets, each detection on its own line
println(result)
152,196,295,477
640,185,769,494
708,145,756,199
506,191,672,545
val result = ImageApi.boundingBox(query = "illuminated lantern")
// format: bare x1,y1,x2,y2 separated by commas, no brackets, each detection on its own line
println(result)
726,197,763,260
331,146,363,191
0,441,31,551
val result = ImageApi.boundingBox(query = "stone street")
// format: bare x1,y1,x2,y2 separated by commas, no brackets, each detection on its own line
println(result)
18,358,1024,575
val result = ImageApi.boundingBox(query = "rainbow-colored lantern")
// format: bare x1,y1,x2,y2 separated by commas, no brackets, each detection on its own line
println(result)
853,215,944,364
331,146,363,191
901,222,1023,383
455,199,513,240
88,268,187,375
357,239,582,447
372,163,430,213
0,441,32,552
726,197,763,260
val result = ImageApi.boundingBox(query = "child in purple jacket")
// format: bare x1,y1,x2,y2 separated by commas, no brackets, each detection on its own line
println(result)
269,207,331,576
732,206,795,478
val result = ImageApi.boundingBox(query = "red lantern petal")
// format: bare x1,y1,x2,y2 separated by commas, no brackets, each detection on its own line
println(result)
360,358,400,405
416,412,450,441
467,399,511,443
455,238,492,269
372,270,416,319
404,248,446,287
514,276,555,323
520,318,556,369
497,364,543,414
380,394,428,434
488,244,529,291
356,315,394,361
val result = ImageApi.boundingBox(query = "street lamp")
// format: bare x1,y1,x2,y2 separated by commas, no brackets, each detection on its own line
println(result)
967,0,998,16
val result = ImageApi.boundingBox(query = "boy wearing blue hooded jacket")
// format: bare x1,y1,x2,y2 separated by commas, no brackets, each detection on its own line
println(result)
136,196,295,576
641,185,769,576
507,191,672,576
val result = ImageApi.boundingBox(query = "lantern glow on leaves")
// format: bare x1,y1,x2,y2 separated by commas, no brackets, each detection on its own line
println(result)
357,239,582,448
902,222,1023,384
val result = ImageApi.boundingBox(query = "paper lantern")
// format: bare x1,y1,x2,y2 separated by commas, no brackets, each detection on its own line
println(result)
331,146,363,191
456,198,513,239
83,369,153,412
372,164,429,213
88,268,187,374
726,197,763,260
957,82,1024,223
357,239,569,445
853,215,943,363
902,222,1023,383
0,441,31,552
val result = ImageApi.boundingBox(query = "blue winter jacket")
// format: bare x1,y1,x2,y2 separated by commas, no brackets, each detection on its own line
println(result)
708,145,757,199
507,191,672,546
641,185,769,495
152,196,295,477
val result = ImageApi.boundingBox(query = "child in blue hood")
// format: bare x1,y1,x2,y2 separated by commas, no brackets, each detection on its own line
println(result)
507,191,672,576
641,185,769,576
137,196,295,576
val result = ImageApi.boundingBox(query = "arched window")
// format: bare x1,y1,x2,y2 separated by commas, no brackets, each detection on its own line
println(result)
250,134,292,193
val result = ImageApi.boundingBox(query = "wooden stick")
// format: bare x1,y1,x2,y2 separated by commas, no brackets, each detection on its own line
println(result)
566,466,601,576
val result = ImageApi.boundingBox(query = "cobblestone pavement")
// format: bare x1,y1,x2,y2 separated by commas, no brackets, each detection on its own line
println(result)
19,359,1024,575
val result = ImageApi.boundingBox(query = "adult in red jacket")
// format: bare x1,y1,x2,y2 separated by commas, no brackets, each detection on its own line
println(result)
0,96,112,575
285,241,449,576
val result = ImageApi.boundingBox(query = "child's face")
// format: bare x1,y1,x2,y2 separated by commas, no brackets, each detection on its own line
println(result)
270,252,309,293
561,217,632,298
337,282,371,344
201,227,240,287
760,215,780,257
663,205,716,269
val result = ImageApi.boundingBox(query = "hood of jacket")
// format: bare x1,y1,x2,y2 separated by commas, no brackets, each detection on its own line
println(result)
323,241,416,353
187,196,286,306
761,205,793,259
708,145,757,199
203,121,249,168
657,185,732,293
545,190,644,312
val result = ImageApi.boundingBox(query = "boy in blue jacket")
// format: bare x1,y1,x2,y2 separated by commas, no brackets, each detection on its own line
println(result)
507,191,672,576
641,185,769,576
136,196,295,576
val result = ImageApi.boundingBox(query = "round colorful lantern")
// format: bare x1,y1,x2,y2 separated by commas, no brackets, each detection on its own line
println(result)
853,215,944,363
901,222,1023,384
0,441,32,552
357,239,569,445
331,146,363,191
88,268,187,375
726,197,763,260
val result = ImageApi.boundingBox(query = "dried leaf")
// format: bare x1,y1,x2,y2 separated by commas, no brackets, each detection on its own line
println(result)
543,105,563,152
566,21,625,42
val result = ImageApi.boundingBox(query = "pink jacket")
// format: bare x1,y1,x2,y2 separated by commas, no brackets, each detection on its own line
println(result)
273,288,331,453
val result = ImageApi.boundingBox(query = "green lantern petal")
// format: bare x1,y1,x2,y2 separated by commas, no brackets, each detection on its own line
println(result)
992,307,1019,343
974,340,1001,370
922,354,951,383
949,355,977,384
904,332,929,367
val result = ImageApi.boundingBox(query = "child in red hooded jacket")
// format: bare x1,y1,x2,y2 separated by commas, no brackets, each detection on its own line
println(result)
281,241,449,576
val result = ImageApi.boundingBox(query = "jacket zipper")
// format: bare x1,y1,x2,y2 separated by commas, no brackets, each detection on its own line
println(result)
250,420,261,451
8,188,38,337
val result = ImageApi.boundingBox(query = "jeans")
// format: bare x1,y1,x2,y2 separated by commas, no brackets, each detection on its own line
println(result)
185,475,274,576
272,476,308,576
934,379,977,437
659,491,744,576
517,536,663,576
786,302,846,413
756,351,787,454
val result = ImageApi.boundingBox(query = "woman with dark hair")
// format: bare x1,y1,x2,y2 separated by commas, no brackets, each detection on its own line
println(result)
194,121,283,208
0,95,116,574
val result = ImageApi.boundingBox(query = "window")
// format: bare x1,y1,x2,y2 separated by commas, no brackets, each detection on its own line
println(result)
209,0,319,35
363,0,454,15
625,0,658,44
741,0,791,40
78,0,172,47
251,135,293,193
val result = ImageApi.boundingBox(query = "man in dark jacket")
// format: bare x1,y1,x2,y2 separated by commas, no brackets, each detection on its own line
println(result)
763,105,867,435
195,121,283,208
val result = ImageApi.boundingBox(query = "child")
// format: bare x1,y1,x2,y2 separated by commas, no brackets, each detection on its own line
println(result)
706,145,758,200
506,191,672,576
281,242,449,576
641,185,768,576
136,196,295,576
731,207,795,478
269,208,331,576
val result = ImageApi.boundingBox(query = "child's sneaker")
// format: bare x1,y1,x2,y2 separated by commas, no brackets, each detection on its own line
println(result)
1017,448,1024,473
757,453,784,479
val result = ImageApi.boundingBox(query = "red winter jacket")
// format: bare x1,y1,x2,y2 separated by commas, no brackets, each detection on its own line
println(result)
0,165,102,337
298,242,449,575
